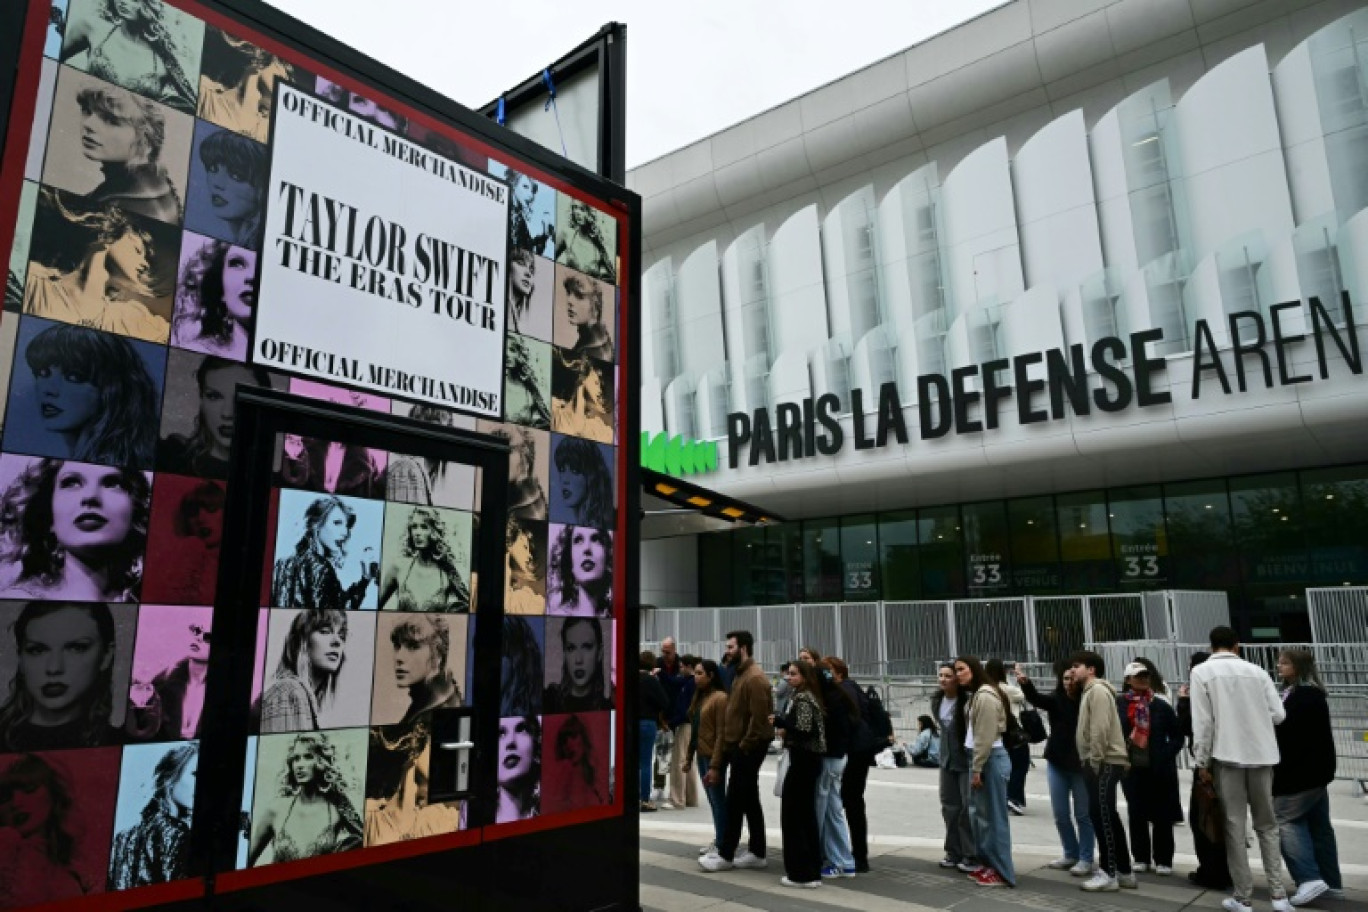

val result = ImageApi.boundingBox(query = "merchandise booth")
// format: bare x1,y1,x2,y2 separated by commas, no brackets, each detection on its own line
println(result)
0,0,641,909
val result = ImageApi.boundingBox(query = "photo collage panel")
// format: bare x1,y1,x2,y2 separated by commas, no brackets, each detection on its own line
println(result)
0,0,626,901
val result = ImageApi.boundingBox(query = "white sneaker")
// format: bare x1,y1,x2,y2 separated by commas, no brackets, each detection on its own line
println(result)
698,853,733,872
1132,862,1150,873
698,841,716,856
733,849,768,869
1272,897,1295,912
1290,880,1329,906
1155,865,1173,876
1048,857,1078,870
1081,872,1119,892
1118,873,1137,889
780,876,820,889
1070,861,1096,876
1221,899,1253,912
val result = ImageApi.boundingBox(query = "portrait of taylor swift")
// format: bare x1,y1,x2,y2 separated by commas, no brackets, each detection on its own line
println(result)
0,748,122,906
379,505,471,613
197,26,304,144
550,348,614,445
59,0,203,115
0,600,136,752
171,231,256,361
157,350,277,480
23,187,178,344
364,716,461,846
542,617,612,713
107,740,198,889
140,476,224,605
248,731,365,867
505,248,554,343
183,120,269,248
3,318,166,470
123,605,212,742
371,613,465,726
0,456,152,603
271,490,382,612
555,197,616,285
481,424,548,522
41,66,194,227
504,334,551,431
490,163,555,259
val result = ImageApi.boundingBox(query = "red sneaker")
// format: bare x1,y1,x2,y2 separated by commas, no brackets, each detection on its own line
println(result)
974,868,1009,887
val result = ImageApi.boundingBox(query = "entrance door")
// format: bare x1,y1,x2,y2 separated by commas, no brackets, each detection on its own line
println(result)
191,386,508,909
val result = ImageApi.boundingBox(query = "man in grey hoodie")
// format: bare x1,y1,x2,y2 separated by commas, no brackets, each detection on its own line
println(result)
1071,650,1135,893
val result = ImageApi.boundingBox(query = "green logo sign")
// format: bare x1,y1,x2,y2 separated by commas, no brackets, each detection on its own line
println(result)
641,432,719,476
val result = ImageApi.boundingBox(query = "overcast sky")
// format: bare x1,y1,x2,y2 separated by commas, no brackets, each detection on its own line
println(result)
265,0,1004,169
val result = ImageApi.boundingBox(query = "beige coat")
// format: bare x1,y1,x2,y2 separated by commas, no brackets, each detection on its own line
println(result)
1076,677,1129,770
968,686,1008,773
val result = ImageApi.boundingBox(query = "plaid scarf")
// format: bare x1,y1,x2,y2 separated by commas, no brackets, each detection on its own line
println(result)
1124,691,1151,749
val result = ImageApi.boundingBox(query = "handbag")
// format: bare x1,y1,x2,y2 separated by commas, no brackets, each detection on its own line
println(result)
1020,707,1048,744
1191,776,1224,844
1002,711,1030,751
773,750,790,797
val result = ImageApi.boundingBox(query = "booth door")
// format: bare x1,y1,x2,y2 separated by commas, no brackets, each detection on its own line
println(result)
192,386,509,909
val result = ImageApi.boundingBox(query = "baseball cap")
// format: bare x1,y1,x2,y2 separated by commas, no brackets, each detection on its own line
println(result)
1123,661,1149,677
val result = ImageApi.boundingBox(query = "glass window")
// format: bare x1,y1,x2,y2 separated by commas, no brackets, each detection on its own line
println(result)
1230,472,1307,588
1300,464,1368,585
1163,478,1238,589
1057,491,1113,592
1007,496,1060,592
840,515,880,599
766,523,804,604
878,511,920,600
961,500,1010,594
1108,486,1168,590
917,506,964,598
731,525,765,606
698,532,731,607
803,518,843,602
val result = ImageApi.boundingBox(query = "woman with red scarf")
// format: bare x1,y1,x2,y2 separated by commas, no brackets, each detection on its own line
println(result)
1116,658,1184,876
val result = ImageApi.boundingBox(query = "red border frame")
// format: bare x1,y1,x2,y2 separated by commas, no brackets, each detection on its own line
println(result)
0,0,634,907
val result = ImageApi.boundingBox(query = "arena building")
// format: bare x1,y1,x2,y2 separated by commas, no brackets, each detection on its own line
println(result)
634,0,1368,641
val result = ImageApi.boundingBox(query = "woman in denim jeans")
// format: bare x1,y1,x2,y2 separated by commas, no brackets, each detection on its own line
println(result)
1273,649,1342,906
638,651,670,812
957,655,1016,888
683,660,729,854
1018,660,1094,876
931,663,978,873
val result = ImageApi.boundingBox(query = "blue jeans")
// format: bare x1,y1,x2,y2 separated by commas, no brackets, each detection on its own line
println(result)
816,756,855,870
969,747,1016,885
696,754,727,847
1275,787,1342,890
638,720,657,803
1046,762,1093,863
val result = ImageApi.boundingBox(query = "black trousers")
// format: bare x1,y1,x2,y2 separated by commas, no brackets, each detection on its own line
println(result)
841,750,874,867
718,746,767,861
781,749,823,884
1128,811,1175,866
1085,764,1132,877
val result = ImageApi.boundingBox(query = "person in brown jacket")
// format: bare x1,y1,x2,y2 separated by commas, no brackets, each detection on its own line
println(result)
683,659,728,856
699,630,775,872
1072,650,1135,893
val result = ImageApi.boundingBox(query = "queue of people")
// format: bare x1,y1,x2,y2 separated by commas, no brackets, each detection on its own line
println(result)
643,626,1345,906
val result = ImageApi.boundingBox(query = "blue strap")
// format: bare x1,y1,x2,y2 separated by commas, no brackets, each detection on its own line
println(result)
541,69,569,157
496,96,506,126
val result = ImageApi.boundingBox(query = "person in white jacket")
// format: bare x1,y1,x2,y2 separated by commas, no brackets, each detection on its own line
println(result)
1189,626,1291,912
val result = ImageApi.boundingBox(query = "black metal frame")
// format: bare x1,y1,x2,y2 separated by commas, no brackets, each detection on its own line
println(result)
477,23,628,184
196,386,510,876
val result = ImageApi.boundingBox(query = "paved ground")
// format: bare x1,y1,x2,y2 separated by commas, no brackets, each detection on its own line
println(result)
639,757,1368,911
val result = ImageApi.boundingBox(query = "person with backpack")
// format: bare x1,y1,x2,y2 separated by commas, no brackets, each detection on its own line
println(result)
1017,660,1094,876
1118,659,1183,877
986,658,1030,814
1072,650,1136,892
956,654,1016,888
828,658,880,873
